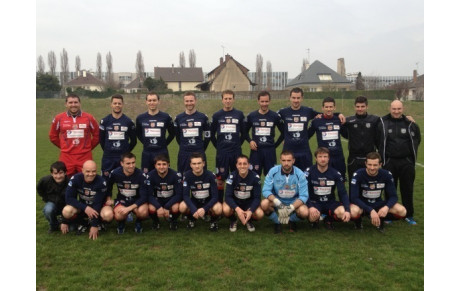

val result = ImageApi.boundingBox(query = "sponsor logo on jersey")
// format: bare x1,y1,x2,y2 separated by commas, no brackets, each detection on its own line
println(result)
366,123,371,128
401,128,407,134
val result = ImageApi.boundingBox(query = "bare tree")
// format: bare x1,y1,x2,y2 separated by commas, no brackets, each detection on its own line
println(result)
75,55,81,74
255,54,263,91
266,61,272,90
37,55,45,74
189,49,196,68
96,52,102,79
106,51,114,89
135,50,145,83
60,48,69,85
179,51,185,68
48,50,57,77
355,72,365,90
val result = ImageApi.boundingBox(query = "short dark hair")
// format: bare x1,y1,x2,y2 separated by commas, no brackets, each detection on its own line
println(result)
314,147,330,158
121,152,136,162
355,96,368,105
236,154,249,164
189,152,204,162
221,89,235,99
289,87,303,97
50,161,67,173
257,90,271,100
154,154,170,164
280,150,295,159
65,93,80,102
184,91,196,99
322,97,335,106
146,91,160,100
366,152,382,163
111,94,124,102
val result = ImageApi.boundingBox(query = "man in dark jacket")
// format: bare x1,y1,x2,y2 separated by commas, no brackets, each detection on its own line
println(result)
36,161,69,233
377,100,421,225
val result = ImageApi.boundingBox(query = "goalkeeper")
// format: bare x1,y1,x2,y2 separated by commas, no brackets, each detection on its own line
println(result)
261,150,309,233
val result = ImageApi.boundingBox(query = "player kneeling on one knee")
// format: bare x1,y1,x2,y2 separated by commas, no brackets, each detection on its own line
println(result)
222,155,264,232
306,147,351,229
145,154,182,230
108,153,149,234
180,152,222,231
350,152,407,231
260,150,309,233
62,160,112,240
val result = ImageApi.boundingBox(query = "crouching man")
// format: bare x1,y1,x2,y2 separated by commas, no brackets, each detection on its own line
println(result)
108,152,149,234
260,150,309,234
179,152,222,231
350,152,407,232
223,155,264,232
62,160,113,240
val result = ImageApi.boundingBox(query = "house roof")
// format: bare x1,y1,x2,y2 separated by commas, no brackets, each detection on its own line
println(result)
286,60,351,87
201,54,256,87
66,71,105,86
154,67,204,82
125,76,143,89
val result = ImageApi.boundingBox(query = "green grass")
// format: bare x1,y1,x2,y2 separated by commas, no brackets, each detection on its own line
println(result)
36,96,424,290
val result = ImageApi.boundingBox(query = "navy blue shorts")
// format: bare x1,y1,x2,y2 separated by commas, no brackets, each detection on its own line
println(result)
363,201,387,214
148,196,179,209
249,147,276,176
141,149,169,174
177,151,207,176
215,151,241,179
307,200,342,215
101,155,121,178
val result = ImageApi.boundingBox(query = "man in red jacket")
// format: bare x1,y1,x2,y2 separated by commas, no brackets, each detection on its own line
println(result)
49,93,99,177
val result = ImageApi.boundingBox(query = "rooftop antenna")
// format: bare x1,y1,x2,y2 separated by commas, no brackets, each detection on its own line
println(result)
221,45,225,58
307,48,310,62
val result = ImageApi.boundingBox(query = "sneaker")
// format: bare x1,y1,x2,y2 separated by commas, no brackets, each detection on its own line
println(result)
76,224,87,235
117,221,125,235
169,220,178,231
288,221,297,233
274,223,282,234
354,217,363,230
180,215,189,222
319,214,327,221
135,221,143,233
384,220,393,224
229,220,237,232
405,217,417,225
209,222,219,232
187,219,195,229
246,221,255,232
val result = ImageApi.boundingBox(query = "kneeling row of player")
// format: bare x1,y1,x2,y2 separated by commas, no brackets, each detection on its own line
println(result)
52,149,406,240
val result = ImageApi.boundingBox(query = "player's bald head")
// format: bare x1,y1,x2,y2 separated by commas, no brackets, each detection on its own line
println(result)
82,160,97,171
390,100,404,119
390,100,403,108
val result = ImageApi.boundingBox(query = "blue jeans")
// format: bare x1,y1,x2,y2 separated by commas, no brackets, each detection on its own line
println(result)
43,202,59,229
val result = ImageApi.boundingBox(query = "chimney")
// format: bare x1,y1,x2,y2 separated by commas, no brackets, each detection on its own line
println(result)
77,70,80,77
337,58,346,76
83,70,86,77
225,54,230,61
220,57,223,65
413,70,417,82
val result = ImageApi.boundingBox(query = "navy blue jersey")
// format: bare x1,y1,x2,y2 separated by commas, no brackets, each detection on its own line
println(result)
145,168,183,210
341,113,379,157
107,167,148,207
210,108,245,153
277,106,319,152
174,111,211,153
246,110,284,149
135,111,175,152
182,170,218,214
350,168,398,213
225,170,261,212
305,165,350,212
308,115,346,157
65,173,107,213
99,114,137,156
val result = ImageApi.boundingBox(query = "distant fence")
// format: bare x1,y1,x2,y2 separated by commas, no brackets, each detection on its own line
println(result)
37,89,400,101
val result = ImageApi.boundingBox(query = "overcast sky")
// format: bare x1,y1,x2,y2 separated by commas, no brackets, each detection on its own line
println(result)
36,0,424,78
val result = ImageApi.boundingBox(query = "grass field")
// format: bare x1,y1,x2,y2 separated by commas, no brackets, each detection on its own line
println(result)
36,96,424,290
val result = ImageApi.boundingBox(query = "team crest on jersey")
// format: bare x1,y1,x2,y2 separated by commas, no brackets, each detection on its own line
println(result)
226,118,231,124
220,168,225,173
104,171,109,176
188,122,193,127
162,185,167,190
114,125,119,131
72,124,78,129
320,180,326,186
254,165,259,170
284,185,290,189
240,186,245,191
294,117,299,122
144,168,148,173
261,121,266,126
197,184,202,189
370,184,375,189
150,122,155,127
327,125,333,130
124,184,130,189
401,128,407,134
366,123,371,128
354,124,358,128
388,129,393,133
85,189,90,195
